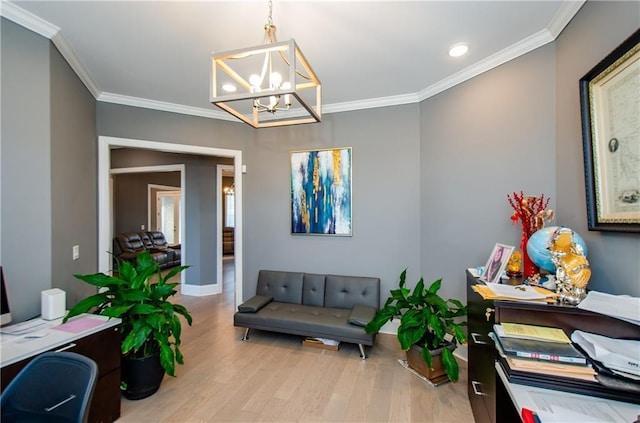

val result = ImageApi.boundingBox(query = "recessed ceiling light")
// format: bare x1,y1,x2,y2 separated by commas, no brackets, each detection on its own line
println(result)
222,84,237,93
449,43,469,57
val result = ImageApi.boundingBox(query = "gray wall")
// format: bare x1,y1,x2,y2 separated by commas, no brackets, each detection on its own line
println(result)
420,44,557,302
1,18,97,320
50,44,98,307
556,1,640,295
243,106,422,297
1,19,53,321
113,172,180,234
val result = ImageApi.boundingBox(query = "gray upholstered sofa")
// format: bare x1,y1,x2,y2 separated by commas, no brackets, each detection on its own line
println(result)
234,270,380,358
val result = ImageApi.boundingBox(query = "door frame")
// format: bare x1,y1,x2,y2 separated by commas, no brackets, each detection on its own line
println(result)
217,164,234,294
150,185,181,243
98,136,243,308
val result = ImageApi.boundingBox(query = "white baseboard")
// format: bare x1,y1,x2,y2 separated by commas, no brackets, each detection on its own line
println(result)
181,282,220,296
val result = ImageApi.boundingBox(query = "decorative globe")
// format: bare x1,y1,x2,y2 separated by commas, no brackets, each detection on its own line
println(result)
527,226,588,273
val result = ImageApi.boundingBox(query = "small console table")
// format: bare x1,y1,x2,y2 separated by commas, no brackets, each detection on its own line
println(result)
466,270,640,423
1,314,121,423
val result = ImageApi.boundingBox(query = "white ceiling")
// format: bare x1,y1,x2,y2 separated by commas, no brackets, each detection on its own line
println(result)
2,1,584,122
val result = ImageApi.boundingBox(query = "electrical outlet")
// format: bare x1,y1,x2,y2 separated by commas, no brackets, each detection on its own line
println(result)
141,224,145,230
73,245,80,260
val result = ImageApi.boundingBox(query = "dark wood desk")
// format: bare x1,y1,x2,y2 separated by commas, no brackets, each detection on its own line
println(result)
1,315,121,423
466,270,640,423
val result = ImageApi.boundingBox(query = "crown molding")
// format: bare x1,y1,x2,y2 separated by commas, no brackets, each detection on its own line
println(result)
417,28,555,101
1,1,101,98
50,33,101,98
0,0,58,38
416,1,584,103
547,0,586,38
324,93,420,114
98,92,236,121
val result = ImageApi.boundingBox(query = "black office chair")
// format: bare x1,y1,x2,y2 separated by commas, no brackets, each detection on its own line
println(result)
1,351,98,423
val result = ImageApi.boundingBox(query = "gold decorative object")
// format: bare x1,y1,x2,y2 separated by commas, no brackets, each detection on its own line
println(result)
506,250,523,278
549,227,591,304
210,0,321,128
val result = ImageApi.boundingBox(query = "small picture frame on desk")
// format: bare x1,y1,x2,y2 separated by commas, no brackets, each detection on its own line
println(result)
481,243,514,284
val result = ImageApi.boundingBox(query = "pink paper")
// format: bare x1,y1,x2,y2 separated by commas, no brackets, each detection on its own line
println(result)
52,316,106,333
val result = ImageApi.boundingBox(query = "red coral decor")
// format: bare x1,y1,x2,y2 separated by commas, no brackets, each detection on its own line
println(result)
507,191,553,279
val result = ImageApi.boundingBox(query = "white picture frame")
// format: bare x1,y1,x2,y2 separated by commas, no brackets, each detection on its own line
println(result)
480,243,515,284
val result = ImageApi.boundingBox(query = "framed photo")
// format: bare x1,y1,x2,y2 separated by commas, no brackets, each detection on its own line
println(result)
290,147,352,236
480,243,515,284
579,29,640,233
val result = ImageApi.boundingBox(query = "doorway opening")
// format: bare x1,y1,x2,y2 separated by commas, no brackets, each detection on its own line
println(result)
98,136,243,308
155,188,181,245
217,164,235,295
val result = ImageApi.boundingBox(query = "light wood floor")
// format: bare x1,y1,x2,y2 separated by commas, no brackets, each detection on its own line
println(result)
119,260,474,422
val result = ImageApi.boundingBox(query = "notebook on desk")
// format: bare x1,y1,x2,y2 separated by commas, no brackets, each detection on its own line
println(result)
498,356,640,405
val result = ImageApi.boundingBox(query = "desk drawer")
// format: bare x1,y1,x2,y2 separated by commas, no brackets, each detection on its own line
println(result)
1,326,120,387
71,326,121,376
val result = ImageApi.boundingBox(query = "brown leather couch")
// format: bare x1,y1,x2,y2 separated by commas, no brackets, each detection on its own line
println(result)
223,227,234,256
113,231,181,269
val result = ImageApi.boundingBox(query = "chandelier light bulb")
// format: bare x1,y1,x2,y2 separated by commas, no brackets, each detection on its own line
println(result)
249,74,262,89
270,72,282,88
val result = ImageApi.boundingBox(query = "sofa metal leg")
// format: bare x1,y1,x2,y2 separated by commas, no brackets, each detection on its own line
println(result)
241,328,250,341
358,344,367,359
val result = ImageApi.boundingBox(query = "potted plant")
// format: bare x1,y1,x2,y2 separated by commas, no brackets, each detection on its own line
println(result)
64,251,192,400
365,269,467,382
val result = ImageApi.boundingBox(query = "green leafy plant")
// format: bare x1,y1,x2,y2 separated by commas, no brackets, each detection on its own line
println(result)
64,251,192,377
365,269,467,381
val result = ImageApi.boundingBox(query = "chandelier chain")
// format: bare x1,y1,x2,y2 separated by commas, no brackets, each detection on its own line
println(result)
268,0,273,26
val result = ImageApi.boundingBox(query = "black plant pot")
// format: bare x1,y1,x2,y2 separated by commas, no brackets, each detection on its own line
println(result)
121,352,165,400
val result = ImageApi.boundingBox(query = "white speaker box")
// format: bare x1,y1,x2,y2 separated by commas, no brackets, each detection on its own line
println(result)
41,288,66,320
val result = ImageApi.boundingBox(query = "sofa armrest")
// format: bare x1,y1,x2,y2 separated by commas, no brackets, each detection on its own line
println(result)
237,295,273,313
347,304,377,327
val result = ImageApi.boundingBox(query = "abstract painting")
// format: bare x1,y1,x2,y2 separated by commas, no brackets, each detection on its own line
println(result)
291,147,352,236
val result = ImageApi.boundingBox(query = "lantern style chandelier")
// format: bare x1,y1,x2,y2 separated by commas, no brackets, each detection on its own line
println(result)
210,0,321,128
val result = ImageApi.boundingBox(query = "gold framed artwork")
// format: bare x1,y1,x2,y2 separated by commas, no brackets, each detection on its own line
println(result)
579,29,640,233
290,147,352,236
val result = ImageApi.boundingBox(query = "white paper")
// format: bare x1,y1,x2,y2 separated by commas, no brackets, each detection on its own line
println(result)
309,337,339,346
484,284,547,300
571,330,640,376
577,291,640,326
530,391,628,423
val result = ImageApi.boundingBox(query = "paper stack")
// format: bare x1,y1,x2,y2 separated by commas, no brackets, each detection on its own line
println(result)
473,284,557,303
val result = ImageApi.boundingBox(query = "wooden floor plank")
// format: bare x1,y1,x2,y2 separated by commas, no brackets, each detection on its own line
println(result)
118,260,474,422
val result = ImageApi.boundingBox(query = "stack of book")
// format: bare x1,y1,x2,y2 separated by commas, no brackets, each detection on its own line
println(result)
493,323,640,405
493,323,595,382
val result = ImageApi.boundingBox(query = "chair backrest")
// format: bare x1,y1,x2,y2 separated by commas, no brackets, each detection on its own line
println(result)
1,351,98,423
148,231,169,248
138,231,155,249
114,232,145,252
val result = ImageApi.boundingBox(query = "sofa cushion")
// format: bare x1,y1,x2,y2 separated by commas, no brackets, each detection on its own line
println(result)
256,270,304,304
302,273,325,307
237,295,273,313
233,302,375,345
324,275,380,309
347,304,377,327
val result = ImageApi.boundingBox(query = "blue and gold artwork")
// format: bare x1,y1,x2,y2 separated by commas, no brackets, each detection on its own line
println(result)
291,147,352,235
